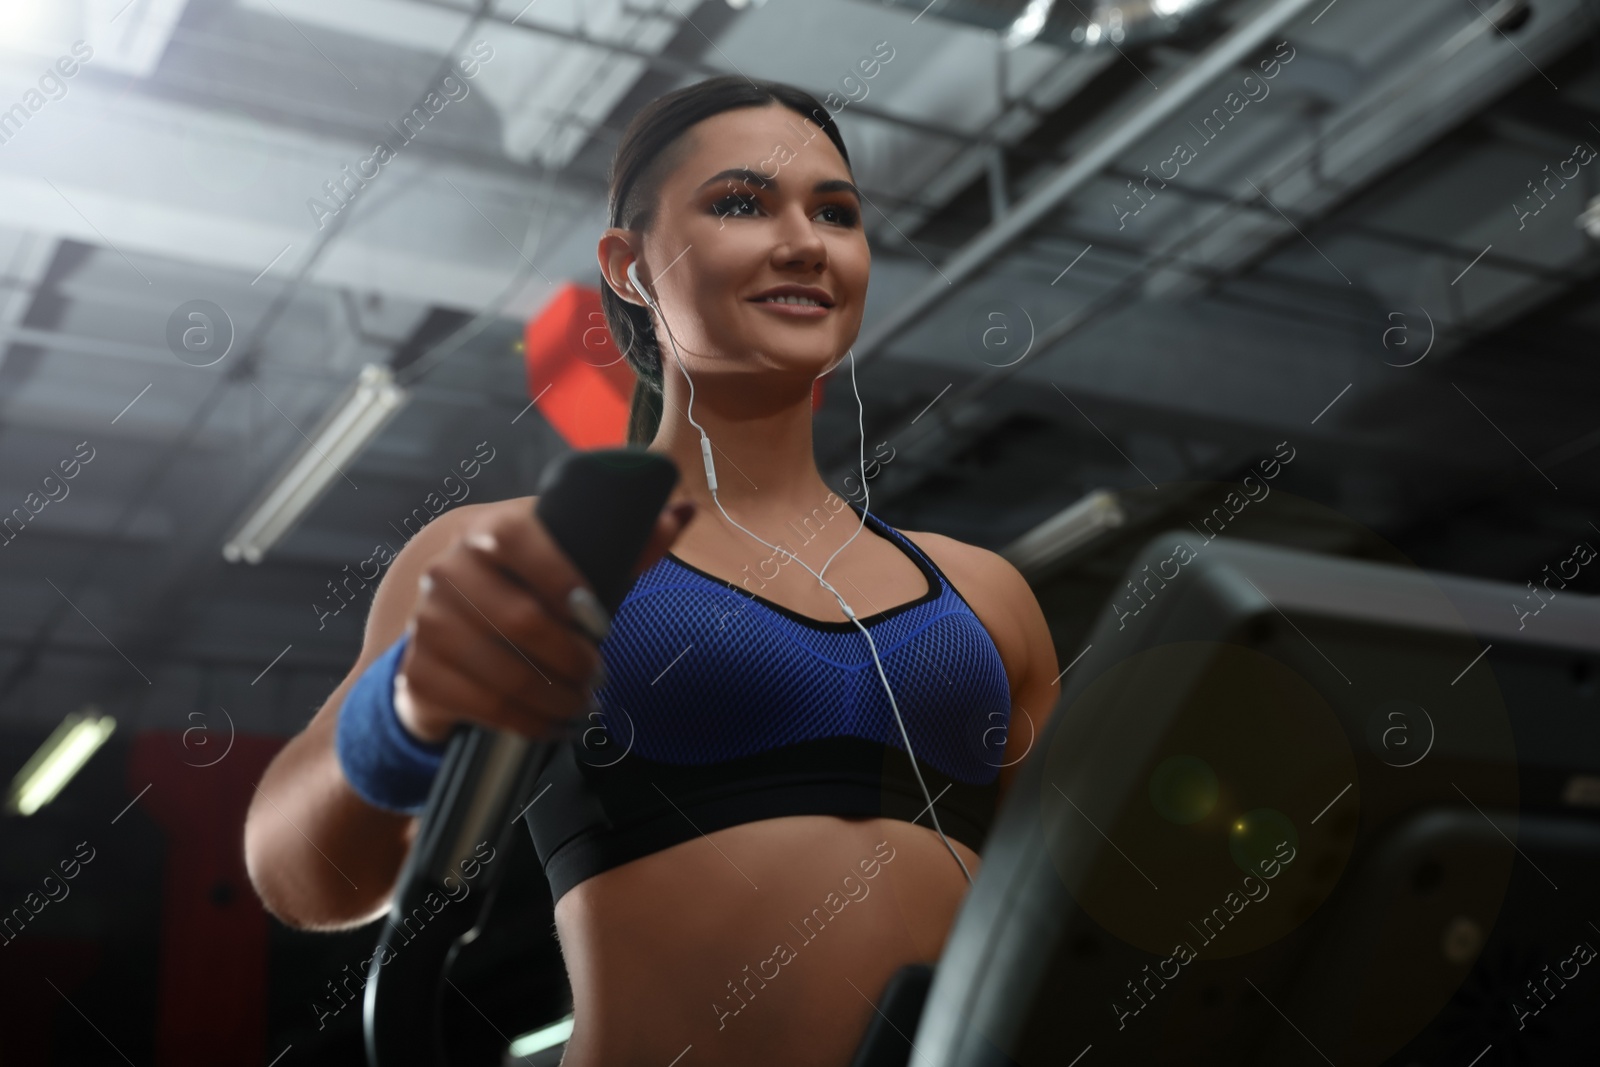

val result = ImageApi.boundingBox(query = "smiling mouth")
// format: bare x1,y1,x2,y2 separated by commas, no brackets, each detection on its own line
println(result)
752,295,830,308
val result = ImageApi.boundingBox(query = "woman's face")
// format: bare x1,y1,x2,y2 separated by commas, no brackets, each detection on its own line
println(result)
617,104,869,390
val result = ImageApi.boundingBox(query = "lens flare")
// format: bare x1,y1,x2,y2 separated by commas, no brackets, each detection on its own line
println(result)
1148,754,1219,824
1228,807,1298,876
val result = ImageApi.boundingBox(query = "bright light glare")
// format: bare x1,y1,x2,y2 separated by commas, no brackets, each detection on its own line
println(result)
0,2,47,38
1002,0,1057,49
1153,0,1191,15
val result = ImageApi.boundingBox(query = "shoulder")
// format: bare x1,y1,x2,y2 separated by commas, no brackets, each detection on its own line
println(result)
895,530,1025,602
895,529,1037,670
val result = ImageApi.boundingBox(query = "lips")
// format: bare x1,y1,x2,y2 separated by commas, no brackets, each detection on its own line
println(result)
748,284,834,308
750,297,830,318
754,295,827,307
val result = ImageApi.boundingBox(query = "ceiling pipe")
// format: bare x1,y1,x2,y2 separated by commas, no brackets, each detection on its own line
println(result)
402,0,1012,157
849,0,1325,368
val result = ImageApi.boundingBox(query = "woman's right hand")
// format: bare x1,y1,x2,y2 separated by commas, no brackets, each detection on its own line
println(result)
393,494,696,745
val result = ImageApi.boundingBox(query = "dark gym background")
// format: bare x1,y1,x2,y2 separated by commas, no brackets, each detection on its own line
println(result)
1,0,1598,1064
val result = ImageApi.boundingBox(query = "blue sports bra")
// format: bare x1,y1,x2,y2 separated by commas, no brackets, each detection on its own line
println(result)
522,502,1014,903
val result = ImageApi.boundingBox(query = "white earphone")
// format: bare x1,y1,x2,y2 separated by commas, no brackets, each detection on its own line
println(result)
623,256,974,886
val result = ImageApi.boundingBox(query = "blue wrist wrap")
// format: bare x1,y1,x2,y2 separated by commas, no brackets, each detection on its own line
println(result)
334,633,448,815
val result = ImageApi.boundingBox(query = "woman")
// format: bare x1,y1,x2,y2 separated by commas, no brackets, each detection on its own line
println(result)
244,76,1060,1067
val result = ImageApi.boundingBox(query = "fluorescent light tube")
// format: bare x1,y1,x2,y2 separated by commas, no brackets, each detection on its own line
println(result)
6,709,117,816
1001,488,1126,576
223,364,407,564
507,1015,574,1058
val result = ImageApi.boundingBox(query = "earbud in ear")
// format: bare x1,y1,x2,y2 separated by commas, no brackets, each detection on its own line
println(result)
626,261,646,304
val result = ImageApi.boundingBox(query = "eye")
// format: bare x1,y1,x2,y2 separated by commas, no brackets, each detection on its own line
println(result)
817,203,859,227
711,193,760,220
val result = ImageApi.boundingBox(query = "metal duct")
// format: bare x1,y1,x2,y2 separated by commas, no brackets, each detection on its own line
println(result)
868,0,1225,50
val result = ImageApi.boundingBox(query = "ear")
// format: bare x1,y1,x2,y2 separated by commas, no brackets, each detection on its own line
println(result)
598,229,646,308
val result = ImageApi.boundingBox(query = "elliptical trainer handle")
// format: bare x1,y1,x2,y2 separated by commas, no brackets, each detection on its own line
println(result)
364,448,680,1067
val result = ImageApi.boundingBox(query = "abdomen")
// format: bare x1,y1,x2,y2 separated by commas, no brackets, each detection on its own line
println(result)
553,814,981,1067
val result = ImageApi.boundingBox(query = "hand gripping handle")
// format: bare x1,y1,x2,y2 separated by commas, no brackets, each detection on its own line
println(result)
365,448,680,1067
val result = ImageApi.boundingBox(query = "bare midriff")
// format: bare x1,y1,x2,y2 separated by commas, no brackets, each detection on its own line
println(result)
552,813,982,1067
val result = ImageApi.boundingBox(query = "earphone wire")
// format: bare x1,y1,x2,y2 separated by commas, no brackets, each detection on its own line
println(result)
629,260,974,886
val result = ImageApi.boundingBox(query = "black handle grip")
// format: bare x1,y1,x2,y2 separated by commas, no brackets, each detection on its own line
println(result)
532,448,684,614
365,447,680,1067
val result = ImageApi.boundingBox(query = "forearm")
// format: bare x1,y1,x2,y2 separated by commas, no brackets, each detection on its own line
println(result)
245,722,416,930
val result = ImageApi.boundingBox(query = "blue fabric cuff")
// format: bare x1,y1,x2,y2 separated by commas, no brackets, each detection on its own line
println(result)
335,632,449,815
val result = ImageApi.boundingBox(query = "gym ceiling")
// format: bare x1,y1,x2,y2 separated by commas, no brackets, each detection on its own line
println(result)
1,0,1598,747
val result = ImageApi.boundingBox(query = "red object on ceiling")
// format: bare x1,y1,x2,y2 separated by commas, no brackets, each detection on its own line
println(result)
524,284,829,448
523,284,635,449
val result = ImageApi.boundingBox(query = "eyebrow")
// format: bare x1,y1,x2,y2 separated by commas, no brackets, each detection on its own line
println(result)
697,167,861,203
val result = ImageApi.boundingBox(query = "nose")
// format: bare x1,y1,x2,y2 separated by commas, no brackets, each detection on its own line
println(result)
769,202,827,274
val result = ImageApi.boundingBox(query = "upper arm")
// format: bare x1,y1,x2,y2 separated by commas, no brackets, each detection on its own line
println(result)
978,551,1060,798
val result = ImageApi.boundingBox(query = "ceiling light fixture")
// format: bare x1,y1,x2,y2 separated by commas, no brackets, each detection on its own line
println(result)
507,1015,575,1058
1001,489,1127,577
5,709,117,817
223,364,408,564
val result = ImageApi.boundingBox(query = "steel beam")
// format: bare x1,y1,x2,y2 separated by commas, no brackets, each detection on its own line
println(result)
848,0,1325,366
